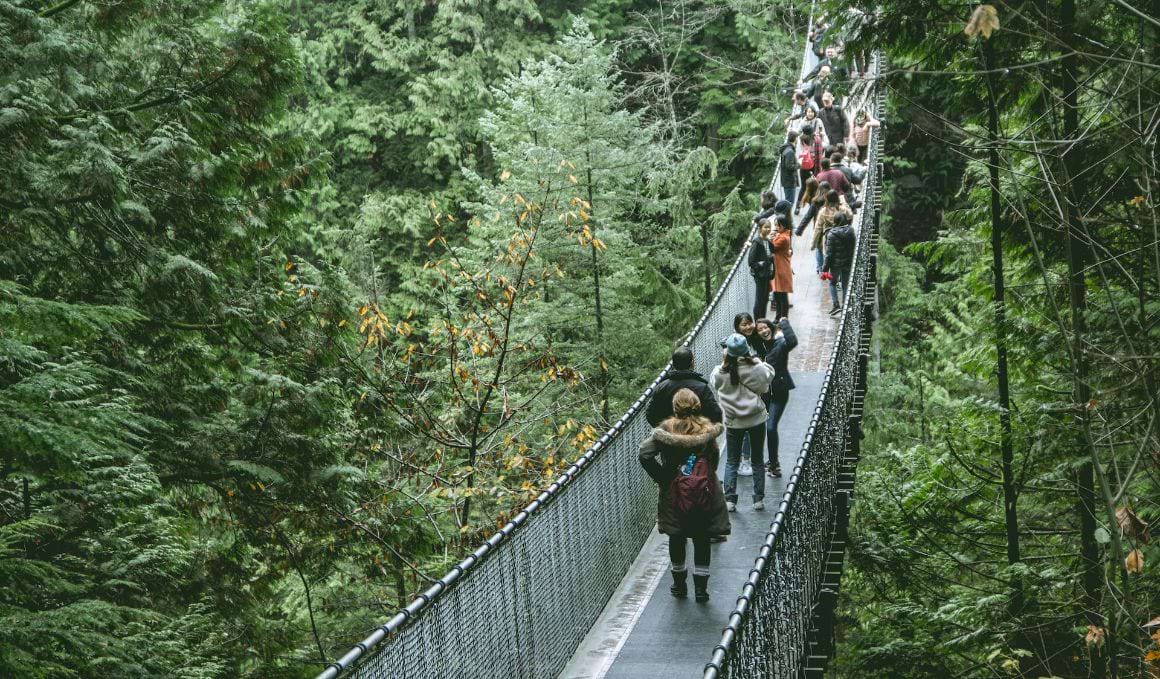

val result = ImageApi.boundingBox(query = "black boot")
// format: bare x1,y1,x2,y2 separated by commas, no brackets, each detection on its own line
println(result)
669,570,688,598
693,574,710,603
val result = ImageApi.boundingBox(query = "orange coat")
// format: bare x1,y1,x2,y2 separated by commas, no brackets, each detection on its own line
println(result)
771,231,793,293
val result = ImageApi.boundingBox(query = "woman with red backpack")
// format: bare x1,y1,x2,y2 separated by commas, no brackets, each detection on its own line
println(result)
638,388,729,602
796,123,826,186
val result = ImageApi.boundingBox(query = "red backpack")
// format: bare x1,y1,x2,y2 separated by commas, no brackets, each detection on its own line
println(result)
798,137,819,171
669,455,714,515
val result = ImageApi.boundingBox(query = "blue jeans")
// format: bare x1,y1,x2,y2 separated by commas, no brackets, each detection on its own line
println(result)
828,267,850,306
814,248,824,274
782,184,796,211
724,424,766,503
766,394,788,469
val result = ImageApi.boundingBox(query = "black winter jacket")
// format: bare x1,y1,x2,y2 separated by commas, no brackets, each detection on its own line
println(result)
823,224,856,274
646,369,724,426
779,143,798,187
763,318,799,400
747,234,773,280
818,104,849,145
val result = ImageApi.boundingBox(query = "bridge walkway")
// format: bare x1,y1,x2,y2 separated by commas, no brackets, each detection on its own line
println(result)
562,207,842,679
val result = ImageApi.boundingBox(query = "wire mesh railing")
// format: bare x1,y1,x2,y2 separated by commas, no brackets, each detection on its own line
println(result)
318,12,825,679
702,51,885,679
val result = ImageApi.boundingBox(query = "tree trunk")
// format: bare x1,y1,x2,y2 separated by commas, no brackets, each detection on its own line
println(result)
981,36,1022,617
1059,2,1106,675
701,219,712,306
583,124,610,424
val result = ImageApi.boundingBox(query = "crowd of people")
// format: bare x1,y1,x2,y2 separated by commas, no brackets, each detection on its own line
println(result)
635,12,876,604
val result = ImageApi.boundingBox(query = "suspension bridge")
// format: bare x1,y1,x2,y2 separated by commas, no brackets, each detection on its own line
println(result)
318,21,884,679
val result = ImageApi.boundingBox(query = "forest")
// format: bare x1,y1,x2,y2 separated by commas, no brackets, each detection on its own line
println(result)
0,0,1157,677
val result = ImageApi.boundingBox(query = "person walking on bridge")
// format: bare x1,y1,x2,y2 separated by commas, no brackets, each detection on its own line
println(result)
815,157,853,202
797,124,826,184
812,190,853,278
712,334,774,513
822,212,856,315
646,346,723,427
818,92,849,149
638,388,729,603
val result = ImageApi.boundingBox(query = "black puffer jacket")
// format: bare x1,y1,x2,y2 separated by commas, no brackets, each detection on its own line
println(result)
646,369,724,426
763,318,799,400
823,224,856,274
779,142,798,187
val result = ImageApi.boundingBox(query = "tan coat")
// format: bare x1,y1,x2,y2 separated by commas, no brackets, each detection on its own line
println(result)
771,231,793,293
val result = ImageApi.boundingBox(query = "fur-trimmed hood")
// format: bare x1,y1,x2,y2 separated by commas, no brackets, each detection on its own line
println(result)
652,422,724,449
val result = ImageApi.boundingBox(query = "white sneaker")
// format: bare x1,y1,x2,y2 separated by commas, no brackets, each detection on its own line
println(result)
738,459,753,476
726,501,737,512
753,501,765,511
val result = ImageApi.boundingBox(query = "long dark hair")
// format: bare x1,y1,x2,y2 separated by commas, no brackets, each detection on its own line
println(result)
812,181,831,208
722,353,758,386
799,176,820,207
733,312,754,335
723,353,741,385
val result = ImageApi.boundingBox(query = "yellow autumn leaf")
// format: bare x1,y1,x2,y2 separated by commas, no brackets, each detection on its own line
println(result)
964,4,999,39
1129,195,1146,208
568,174,578,184
1084,625,1105,649
500,169,511,181
284,261,294,271
338,319,347,328
1126,549,1145,574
